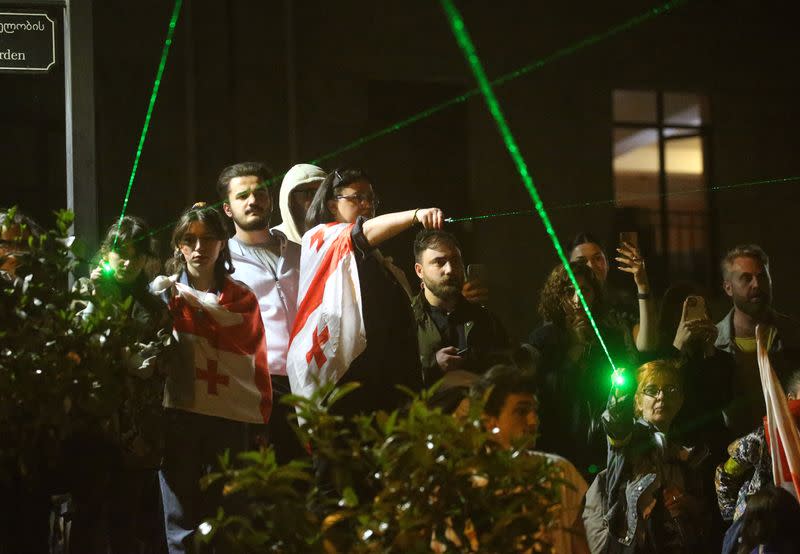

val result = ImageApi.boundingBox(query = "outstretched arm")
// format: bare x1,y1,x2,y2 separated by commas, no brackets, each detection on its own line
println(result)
362,208,443,247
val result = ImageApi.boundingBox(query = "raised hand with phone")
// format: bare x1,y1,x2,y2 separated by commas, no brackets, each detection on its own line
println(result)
615,231,657,353
615,232,649,293
672,295,718,356
463,263,489,305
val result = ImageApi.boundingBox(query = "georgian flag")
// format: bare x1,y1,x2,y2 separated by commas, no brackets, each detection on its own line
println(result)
287,223,366,400
154,275,272,424
756,325,800,500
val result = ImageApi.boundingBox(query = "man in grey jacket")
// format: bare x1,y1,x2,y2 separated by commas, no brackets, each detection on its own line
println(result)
715,244,800,437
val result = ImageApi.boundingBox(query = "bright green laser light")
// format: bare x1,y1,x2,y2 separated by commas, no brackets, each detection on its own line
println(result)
611,369,627,387
440,0,618,371
101,261,114,275
303,0,687,169
112,0,183,251
120,0,687,245
445,175,800,223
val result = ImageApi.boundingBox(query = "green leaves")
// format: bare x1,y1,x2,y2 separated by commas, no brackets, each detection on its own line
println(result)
1,208,168,483
199,385,560,553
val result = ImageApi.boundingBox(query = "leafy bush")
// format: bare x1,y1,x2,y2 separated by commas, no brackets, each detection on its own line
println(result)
0,209,167,481
200,383,562,553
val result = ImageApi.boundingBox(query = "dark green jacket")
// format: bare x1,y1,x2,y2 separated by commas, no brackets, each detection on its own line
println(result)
411,293,508,386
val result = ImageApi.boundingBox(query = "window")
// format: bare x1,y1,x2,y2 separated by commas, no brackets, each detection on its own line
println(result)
612,90,711,283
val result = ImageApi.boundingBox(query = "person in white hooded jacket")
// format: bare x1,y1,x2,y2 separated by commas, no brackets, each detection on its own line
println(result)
274,163,327,245
217,161,322,462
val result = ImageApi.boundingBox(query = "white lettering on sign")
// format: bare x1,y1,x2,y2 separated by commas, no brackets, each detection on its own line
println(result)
0,49,25,61
0,20,46,33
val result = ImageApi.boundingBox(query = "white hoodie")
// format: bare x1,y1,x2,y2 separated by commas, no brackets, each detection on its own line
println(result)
273,163,327,245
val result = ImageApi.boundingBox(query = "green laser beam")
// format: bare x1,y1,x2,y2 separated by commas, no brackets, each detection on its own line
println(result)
128,0,686,243
137,172,800,245
445,175,800,223
440,0,618,371
304,0,687,169
112,0,183,249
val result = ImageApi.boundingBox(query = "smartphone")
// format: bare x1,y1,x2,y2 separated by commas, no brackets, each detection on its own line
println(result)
683,295,707,321
619,231,639,249
466,263,488,283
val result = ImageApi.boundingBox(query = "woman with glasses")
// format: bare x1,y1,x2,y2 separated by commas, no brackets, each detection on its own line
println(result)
295,168,444,416
595,360,710,553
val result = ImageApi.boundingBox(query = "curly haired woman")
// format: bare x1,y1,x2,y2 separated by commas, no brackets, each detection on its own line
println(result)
528,261,637,477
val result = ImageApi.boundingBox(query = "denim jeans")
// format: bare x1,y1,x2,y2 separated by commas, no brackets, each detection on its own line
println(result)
159,409,249,554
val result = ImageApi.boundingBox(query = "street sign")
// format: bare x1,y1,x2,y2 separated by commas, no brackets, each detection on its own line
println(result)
0,11,56,73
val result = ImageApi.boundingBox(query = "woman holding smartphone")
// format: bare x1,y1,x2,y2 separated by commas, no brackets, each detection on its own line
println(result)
569,232,657,354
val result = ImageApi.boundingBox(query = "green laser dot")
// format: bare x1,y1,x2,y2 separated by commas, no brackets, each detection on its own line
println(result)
101,261,114,274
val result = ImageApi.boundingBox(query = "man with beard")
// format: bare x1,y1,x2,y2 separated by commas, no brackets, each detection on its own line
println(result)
715,244,800,436
411,230,508,391
217,162,304,462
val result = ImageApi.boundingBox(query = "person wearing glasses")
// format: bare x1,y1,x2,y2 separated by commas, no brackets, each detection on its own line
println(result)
293,168,444,416
588,360,710,553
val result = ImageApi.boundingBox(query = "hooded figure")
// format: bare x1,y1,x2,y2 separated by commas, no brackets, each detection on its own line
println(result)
273,163,327,244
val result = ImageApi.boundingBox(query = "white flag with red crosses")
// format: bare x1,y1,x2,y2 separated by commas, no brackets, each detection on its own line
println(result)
287,222,366,401
161,276,272,424
757,325,800,500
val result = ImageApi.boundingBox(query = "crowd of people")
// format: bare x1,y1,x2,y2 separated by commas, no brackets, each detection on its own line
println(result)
2,160,800,554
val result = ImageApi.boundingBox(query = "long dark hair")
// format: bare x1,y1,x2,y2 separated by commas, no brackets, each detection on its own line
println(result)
98,215,159,279
305,168,371,230
166,204,233,285
737,484,800,554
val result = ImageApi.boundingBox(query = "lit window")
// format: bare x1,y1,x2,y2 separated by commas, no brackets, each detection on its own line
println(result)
612,90,711,281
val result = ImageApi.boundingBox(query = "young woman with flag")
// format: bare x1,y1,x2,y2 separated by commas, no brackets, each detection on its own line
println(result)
288,168,443,416
153,202,270,554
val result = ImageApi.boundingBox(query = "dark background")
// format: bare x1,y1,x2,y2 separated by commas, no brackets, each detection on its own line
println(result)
2,0,799,339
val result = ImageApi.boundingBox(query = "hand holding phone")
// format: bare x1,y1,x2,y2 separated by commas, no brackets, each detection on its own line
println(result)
683,295,707,322
464,264,489,305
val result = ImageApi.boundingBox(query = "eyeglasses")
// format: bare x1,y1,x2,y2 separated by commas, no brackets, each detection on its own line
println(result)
641,384,681,398
335,193,380,207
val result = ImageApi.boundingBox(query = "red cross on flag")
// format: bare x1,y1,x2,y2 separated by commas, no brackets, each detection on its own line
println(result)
162,276,272,424
287,223,366,401
757,324,800,500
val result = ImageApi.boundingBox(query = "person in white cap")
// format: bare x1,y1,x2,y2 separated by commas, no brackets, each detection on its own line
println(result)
273,163,327,245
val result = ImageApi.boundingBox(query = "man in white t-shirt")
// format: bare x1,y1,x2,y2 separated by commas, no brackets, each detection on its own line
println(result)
217,162,323,461
477,365,590,554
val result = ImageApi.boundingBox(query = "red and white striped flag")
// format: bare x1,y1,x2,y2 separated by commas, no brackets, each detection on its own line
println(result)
287,222,366,400
756,324,800,499
157,276,272,424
